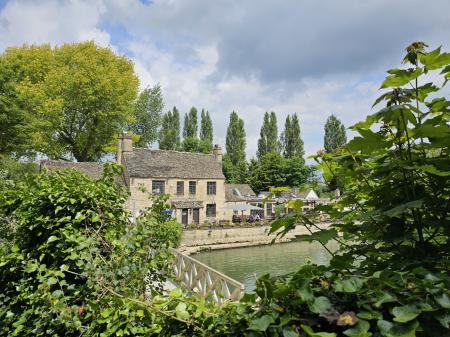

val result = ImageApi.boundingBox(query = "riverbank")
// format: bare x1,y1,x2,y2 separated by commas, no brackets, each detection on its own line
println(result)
179,222,331,255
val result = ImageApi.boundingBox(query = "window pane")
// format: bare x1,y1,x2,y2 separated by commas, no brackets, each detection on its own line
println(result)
189,181,196,195
152,180,165,194
206,204,216,217
176,181,184,195
207,181,216,195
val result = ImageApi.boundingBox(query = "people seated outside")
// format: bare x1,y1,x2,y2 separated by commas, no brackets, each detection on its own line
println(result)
254,213,261,222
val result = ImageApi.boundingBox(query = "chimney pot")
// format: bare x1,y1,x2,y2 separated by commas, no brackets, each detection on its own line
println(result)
117,132,133,165
212,144,222,163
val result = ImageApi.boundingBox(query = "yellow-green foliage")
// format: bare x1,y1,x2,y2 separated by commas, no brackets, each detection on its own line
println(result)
0,42,139,161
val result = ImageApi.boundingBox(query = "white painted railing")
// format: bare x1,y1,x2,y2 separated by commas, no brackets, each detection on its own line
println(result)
170,248,245,303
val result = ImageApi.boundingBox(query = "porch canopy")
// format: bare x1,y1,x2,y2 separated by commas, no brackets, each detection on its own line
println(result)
224,204,263,211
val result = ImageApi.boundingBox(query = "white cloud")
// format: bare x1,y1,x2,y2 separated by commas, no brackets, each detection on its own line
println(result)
2,0,448,160
0,0,110,50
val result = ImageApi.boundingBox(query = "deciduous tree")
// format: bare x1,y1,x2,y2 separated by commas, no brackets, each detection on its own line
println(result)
159,107,180,150
225,111,246,166
183,107,198,138
324,114,347,153
200,109,213,144
129,84,164,148
282,113,304,159
0,42,139,161
257,111,280,158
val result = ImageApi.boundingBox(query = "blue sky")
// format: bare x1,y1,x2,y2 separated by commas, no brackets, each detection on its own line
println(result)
1,0,449,158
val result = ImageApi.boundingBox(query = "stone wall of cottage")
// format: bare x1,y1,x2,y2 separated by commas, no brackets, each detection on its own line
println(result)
125,177,227,224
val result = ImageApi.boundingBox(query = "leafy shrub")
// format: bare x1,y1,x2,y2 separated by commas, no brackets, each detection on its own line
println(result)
0,164,182,336
238,42,450,336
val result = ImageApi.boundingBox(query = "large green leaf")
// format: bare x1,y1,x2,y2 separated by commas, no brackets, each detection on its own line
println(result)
434,293,450,309
309,296,332,314
376,320,419,337
413,123,450,139
419,46,450,70
392,305,421,323
383,200,423,217
412,82,439,102
296,279,314,302
416,165,450,177
380,68,422,88
343,319,372,337
283,328,300,337
374,292,397,308
269,215,296,235
294,228,338,245
175,302,190,320
347,129,387,153
435,313,450,329
334,277,365,293
301,325,337,337
248,315,274,331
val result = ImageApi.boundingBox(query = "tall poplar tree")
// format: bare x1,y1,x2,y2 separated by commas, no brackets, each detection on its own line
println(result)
282,113,304,158
183,107,198,138
129,84,164,148
225,111,246,166
200,109,213,144
159,107,180,150
324,114,347,153
257,111,280,159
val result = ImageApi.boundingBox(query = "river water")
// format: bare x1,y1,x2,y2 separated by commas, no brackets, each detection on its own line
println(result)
194,241,338,291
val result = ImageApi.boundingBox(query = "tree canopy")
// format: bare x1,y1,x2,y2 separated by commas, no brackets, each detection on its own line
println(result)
183,107,198,139
129,84,164,148
324,114,347,153
257,111,280,158
0,42,139,161
200,109,213,144
159,107,181,150
282,113,304,159
249,152,311,193
225,111,246,166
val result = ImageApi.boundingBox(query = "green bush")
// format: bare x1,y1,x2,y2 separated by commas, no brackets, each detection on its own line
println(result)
0,164,182,336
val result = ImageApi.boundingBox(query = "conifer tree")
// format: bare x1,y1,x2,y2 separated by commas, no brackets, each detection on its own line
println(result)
200,109,213,144
183,106,198,138
225,111,246,166
159,107,180,150
257,111,280,159
324,114,347,153
282,113,304,158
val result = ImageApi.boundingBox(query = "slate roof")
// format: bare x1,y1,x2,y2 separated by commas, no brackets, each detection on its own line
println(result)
225,184,256,202
40,160,126,186
41,160,104,179
123,148,225,179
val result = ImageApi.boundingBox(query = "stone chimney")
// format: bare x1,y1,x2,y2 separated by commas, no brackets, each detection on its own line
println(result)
117,132,133,165
212,144,222,163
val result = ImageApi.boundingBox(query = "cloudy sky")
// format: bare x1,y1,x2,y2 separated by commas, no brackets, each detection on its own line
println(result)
1,0,449,158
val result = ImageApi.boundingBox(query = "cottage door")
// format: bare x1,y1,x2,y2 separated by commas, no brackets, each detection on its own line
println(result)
181,208,189,225
193,208,199,224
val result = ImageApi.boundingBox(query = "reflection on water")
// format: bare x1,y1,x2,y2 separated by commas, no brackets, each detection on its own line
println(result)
194,241,338,291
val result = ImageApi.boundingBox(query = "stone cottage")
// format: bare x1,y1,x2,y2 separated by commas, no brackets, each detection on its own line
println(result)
117,134,227,225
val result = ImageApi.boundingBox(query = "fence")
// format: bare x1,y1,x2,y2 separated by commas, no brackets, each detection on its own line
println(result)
170,248,244,303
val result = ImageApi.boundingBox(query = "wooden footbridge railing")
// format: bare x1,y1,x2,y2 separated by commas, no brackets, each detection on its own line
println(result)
169,248,245,303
